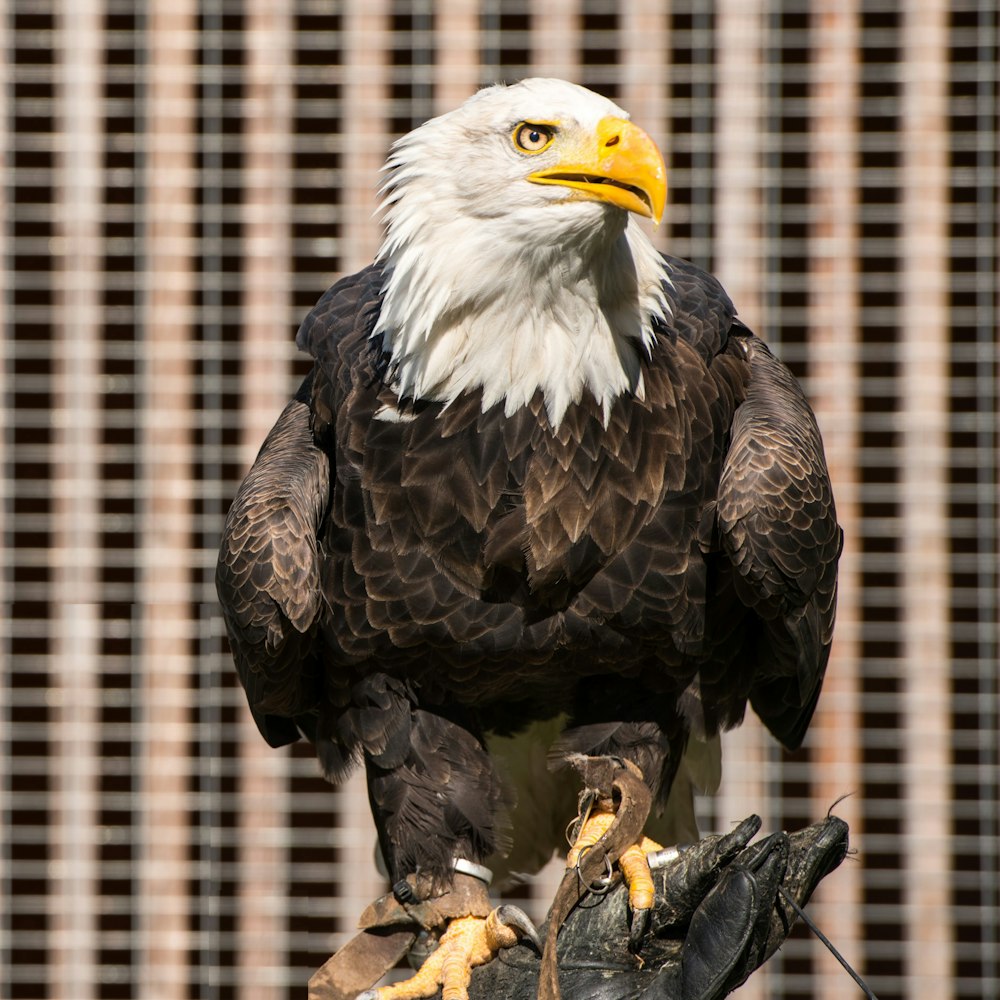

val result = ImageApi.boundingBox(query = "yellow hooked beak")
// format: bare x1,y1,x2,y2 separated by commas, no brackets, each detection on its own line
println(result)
527,116,667,224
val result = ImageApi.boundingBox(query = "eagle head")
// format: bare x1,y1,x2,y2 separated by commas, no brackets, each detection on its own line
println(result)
373,79,672,425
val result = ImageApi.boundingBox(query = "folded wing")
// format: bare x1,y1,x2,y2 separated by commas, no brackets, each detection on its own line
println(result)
716,330,842,749
215,376,329,747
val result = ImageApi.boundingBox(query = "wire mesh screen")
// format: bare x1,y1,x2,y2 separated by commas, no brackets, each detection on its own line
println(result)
2,2,997,998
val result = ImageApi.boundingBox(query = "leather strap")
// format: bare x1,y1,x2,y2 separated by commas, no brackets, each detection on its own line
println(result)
308,872,493,999
308,926,416,1000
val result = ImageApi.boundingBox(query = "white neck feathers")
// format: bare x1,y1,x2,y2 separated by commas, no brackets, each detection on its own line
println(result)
372,158,671,428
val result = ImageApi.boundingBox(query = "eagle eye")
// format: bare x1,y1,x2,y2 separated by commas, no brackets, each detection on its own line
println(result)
513,123,555,154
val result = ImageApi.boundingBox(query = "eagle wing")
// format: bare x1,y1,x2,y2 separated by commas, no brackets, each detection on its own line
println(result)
215,374,330,747
715,327,842,749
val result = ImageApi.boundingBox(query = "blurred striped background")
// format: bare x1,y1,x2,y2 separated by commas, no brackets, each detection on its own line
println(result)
1,2,997,998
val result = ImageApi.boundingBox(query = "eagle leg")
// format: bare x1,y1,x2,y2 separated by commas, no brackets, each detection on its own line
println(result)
357,906,540,1000
363,702,510,895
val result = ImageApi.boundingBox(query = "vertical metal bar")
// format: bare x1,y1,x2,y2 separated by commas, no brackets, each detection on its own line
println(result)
899,4,953,998
50,2,104,996
480,0,499,83
411,0,435,127
434,0,481,114
0,2,12,987
331,0,393,953
712,4,769,995
340,0,392,274
689,7,713,269
137,5,197,997
974,3,999,988
198,4,226,993
620,0,668,258
238,4,295,993
620,0,668,120
531,0,579,82
713,1,766,322
807,4,864,996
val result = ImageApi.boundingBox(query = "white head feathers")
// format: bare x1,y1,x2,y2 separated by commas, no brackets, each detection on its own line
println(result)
372,78,671,427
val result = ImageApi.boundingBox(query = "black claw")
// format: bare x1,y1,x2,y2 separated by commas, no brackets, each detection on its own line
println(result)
496,904,543,954
628,905,651,953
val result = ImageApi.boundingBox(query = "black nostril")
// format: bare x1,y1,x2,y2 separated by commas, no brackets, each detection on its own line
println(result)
605,135,620,147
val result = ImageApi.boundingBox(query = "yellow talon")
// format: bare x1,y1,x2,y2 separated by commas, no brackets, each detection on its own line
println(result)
619,843,656,911
362,907,538,1000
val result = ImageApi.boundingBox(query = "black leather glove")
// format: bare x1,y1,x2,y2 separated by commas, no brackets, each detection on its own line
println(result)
463,813,849,1000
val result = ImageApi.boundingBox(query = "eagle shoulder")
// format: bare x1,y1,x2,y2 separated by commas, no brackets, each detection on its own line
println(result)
659,254,738,361
295,263,384,370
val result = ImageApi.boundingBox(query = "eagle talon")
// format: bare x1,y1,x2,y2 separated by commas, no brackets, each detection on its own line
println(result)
627,904,651,953
494,904,543,954
361,907,540,1000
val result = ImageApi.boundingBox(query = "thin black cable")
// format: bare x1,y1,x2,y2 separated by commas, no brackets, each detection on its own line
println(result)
777,887,879,1000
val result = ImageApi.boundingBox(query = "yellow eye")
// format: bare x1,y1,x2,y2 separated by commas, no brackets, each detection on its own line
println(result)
513,123,555,154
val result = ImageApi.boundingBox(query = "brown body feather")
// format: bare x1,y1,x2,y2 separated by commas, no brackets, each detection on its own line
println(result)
216,254,840,887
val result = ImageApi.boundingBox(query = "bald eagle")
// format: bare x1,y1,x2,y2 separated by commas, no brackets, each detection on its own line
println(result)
217,79,840,999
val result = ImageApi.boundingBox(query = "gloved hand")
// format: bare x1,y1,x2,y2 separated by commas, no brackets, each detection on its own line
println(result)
460,813,849,1000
